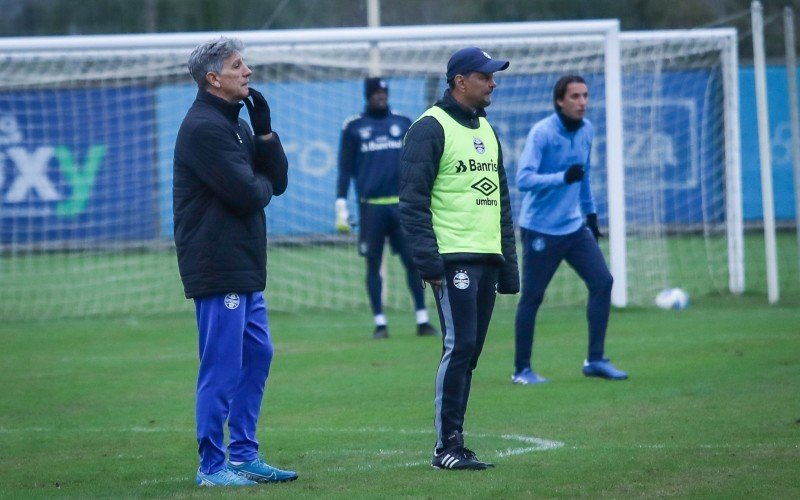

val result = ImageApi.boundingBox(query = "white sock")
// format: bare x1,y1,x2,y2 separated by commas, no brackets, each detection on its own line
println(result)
229,461,244,466
374,314,387,326
416,309,429,324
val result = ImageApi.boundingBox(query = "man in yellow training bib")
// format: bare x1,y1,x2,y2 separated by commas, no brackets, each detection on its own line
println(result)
399,46,519,471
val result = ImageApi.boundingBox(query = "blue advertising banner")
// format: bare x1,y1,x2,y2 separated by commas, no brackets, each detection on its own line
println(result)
152,67,791,238
739,66,798,221
0,87,155,244
2,67,792,248
492,69,724,226
156,79,429,237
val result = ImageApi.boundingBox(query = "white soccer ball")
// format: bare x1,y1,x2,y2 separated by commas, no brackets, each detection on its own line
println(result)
654,287,690,310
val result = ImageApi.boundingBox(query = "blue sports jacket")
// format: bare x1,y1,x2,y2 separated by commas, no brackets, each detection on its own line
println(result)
516,112,596,235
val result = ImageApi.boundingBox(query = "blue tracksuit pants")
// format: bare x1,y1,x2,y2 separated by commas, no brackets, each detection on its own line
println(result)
514,226,613,373
194,291,273,474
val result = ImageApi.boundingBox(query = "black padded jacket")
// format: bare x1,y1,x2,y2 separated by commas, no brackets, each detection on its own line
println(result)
173,89,288,298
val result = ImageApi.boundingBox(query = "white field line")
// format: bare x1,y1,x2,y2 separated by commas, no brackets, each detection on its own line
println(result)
3,426,795,453
140,476,188,486
0,424,564,480
285,427,566,471
0,426,186,433
4,424,792,484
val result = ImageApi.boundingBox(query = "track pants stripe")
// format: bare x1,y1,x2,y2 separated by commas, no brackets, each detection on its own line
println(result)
434,281,455,451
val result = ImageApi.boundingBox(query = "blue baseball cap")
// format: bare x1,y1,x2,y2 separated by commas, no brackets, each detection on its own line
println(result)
446,47,509,82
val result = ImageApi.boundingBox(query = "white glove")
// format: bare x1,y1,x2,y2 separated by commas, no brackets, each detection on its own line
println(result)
335,198,351,233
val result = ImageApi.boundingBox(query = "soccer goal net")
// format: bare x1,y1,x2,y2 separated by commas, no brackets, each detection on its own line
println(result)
0,21,741,320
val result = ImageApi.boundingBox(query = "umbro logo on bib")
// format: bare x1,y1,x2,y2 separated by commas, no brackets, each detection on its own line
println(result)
471,177,498,197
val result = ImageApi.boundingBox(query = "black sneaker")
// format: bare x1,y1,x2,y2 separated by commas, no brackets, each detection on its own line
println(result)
373,325,388,339
463,447,494,468
416,322,438,337
430,431,492,470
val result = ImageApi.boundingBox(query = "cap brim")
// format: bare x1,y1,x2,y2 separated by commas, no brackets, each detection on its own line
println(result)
476,59,509,74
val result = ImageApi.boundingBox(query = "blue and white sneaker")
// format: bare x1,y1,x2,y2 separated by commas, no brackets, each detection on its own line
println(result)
511,368,549,385
228,456,298,483
196,467,257,487
582,359,628,380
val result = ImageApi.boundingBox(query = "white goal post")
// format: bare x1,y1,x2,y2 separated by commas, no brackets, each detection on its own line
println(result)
0,21,742,320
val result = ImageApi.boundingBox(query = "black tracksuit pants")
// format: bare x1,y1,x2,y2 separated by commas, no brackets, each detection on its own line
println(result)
432,261,498,450
359,203,426,315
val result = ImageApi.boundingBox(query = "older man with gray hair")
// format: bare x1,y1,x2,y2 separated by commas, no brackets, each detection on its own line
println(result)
174,36,296,487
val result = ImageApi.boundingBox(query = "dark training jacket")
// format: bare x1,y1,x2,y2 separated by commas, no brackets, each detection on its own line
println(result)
399,89,519,293
336,106,411,201
173,89,288,298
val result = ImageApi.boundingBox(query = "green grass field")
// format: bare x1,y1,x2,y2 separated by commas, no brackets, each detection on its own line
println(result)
1,293,798,498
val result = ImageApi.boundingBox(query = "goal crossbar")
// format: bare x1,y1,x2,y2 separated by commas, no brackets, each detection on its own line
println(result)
4,20,621,52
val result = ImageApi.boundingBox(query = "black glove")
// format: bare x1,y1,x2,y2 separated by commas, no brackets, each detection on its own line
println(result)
253,133,288,196
563,163,585,184
586,213,602,240
497,275,520,295
497,261,520,294
243,87,272,136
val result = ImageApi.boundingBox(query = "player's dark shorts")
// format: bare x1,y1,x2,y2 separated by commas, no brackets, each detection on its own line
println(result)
357,202,409,258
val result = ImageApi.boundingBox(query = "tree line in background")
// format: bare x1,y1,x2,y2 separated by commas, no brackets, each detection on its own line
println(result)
0,0,798,58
